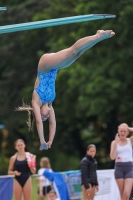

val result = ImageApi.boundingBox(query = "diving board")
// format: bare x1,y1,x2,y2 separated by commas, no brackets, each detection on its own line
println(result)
0,7,7,11
0,14,116,34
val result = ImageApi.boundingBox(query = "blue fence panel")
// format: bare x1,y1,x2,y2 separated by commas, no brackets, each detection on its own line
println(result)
62,170,82,200
0,177,13,200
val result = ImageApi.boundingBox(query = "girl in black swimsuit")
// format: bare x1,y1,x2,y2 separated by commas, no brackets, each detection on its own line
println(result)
8,139,36,200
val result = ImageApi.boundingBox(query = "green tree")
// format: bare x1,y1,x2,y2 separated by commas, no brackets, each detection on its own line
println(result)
0,0,133,174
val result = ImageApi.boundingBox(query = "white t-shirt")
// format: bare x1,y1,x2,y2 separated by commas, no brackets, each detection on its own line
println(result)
115,138,133,162
38,168,52,186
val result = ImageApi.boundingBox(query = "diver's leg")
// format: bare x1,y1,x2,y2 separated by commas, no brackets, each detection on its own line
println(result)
38,30,115,72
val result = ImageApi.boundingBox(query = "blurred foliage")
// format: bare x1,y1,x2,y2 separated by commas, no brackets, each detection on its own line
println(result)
0,0,133,174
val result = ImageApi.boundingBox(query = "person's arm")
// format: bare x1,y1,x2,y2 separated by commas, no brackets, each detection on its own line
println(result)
32,100,46,145
95,165,99,187
47,106,56,148
95,171,99,192
27,154,36,174
128,127,133,132
110,134,119,160
35,177,40,181
29,166,36,174
129,127,133,145
80,159,90,190
95,185,99,192
8,156,21,176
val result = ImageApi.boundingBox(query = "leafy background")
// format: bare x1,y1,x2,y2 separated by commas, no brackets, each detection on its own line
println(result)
0,0,133,174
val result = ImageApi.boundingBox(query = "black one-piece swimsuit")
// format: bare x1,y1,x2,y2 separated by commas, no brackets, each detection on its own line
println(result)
14,156,31,188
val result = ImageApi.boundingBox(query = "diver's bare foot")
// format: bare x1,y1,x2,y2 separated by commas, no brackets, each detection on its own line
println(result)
96,30,115,40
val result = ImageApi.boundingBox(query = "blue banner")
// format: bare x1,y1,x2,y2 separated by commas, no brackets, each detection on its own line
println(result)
0,177,13,200
43,169,70,200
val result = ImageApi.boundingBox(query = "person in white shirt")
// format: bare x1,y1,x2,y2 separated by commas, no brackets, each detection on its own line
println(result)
37,157,52,200
110,123,133,200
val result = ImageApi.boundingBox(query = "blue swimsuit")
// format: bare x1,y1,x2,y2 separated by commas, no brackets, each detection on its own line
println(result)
34,68,58,106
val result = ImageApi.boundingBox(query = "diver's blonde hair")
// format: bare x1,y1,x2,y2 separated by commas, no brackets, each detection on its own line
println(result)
15,100,35,131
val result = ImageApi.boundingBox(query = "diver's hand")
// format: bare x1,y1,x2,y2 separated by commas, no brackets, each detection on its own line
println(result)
47,140,52,148
39,142,48,150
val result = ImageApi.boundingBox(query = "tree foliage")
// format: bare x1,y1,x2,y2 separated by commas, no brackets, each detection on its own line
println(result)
0,0,133,174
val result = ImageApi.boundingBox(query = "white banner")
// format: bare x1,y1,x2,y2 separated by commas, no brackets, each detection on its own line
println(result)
95,169,120,200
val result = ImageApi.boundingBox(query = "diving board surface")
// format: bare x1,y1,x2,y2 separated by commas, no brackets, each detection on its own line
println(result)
0,14,116,34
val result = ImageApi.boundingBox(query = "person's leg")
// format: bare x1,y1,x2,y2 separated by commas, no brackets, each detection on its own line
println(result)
129,186,133,199
38,30,115,72
45,185,52,199
115,162,125,199
122,162,133,200
81,184,93,200
122,178,133,200
116,179,124,199
13,179,23,200
91,186,96,200
23,177,32,200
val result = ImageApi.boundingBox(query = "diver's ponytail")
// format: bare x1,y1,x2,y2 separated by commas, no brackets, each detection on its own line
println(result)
15,100,35,131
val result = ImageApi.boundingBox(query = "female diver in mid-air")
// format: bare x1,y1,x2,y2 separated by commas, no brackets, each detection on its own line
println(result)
16,30,115,150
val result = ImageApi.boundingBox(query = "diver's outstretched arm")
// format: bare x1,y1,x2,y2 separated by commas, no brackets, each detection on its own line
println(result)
32,100,47,148
38,30,115,72
47,106,56,148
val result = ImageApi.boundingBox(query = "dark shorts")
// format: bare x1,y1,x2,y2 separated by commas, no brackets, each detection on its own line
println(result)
38,185,52,195
115,162,133,179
